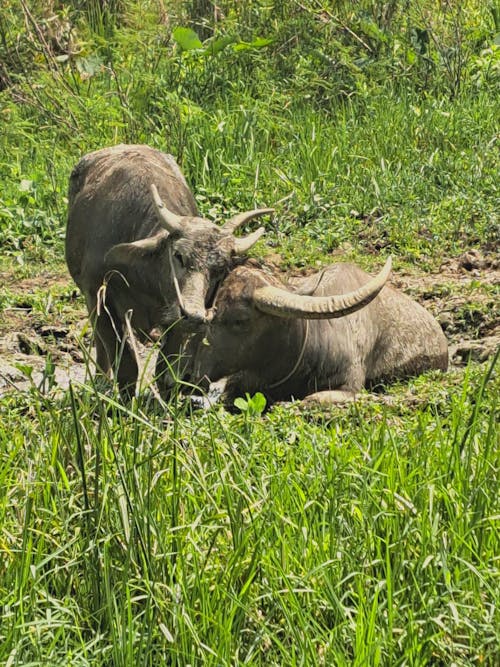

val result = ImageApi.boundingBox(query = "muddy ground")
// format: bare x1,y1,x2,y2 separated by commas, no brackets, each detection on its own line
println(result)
0,249,498,397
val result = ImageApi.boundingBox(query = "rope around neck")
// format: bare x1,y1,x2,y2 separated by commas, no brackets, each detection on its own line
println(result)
268,319,309,389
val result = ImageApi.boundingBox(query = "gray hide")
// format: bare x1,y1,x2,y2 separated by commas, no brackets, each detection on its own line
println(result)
66,144,272,394
174,259,448,407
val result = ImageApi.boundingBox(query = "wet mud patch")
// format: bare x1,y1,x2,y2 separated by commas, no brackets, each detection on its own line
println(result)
392,250,499,366
0,252,498,397
0,269,90,394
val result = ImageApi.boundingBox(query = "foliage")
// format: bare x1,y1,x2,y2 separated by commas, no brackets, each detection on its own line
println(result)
234,391,267,416
0,0,498,266
0,357,498,665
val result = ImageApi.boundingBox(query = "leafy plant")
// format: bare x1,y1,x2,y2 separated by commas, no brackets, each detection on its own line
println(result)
234,391,267,417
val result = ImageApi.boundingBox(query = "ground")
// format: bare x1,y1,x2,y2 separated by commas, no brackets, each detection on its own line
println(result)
0,250,498,398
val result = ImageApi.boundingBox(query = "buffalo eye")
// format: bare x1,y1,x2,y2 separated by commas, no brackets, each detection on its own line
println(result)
228,313,251,331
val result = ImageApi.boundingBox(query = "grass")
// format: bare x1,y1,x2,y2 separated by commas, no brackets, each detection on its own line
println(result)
1,89,498,273
0,1,499,664
0,358,498,665
1,4,498,269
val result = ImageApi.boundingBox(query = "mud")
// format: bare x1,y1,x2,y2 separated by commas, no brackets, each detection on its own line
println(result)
391,251,499,366
0,251,498,397
0,273,90,394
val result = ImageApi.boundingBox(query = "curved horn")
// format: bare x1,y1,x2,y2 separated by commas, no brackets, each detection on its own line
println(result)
150,184,184,235
233,227,265,255
222,208,274,234
252,257,392,319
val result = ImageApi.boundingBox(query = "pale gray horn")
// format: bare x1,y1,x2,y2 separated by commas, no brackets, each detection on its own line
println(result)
233,227,266,255
252,257,392,319
222,208,274,234
150,184,183,234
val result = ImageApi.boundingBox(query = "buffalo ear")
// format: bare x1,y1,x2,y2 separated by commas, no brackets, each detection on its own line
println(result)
105,232,168,267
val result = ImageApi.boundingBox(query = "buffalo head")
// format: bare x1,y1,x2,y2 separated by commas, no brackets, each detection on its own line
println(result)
162,258,394,402
104,184,273,326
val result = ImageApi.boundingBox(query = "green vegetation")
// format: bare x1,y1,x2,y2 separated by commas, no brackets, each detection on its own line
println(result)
1,0,498,267
0,1,498,664
1,360,498,665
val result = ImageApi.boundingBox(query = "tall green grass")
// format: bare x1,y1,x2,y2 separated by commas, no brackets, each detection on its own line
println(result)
1,357,498,665
0,0,498,266
1,87,498,268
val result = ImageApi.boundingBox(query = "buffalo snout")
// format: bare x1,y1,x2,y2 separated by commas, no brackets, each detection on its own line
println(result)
180,307,208,325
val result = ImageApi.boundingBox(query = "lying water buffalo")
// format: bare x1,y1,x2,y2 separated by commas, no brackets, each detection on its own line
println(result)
169,257,448,406
65,144,273,394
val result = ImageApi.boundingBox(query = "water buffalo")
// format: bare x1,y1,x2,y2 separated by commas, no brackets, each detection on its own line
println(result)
65,144,273,394
168,257,448,406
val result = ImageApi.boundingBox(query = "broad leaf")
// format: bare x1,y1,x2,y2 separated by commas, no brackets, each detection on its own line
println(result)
75,54,103,78
173,27,203,51
204,35,237,56
233,37,273,51
234,397,249,413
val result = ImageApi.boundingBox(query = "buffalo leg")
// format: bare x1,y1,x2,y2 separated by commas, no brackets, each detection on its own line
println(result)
86,294,138,397
85,294,111,377
155,324,195,399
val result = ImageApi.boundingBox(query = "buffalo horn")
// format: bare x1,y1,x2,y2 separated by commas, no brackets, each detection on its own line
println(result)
233,227,266,255
252,257,392,319
150,184,183,234
222,208,274,234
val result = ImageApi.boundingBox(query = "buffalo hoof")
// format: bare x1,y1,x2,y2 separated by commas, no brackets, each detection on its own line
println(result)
302,390,357,406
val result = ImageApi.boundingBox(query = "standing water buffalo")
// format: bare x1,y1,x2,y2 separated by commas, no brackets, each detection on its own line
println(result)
65,144,273,394
171,257,448,406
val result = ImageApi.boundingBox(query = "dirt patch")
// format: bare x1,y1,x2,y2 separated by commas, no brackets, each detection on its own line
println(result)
0,268,70,292
0,309,90,394
392,251,499,365
0,268,89,394
0,251,498,397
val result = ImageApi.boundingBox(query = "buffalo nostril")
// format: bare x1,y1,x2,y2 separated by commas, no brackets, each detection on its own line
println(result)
180,308,206,325
191,313,206,325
